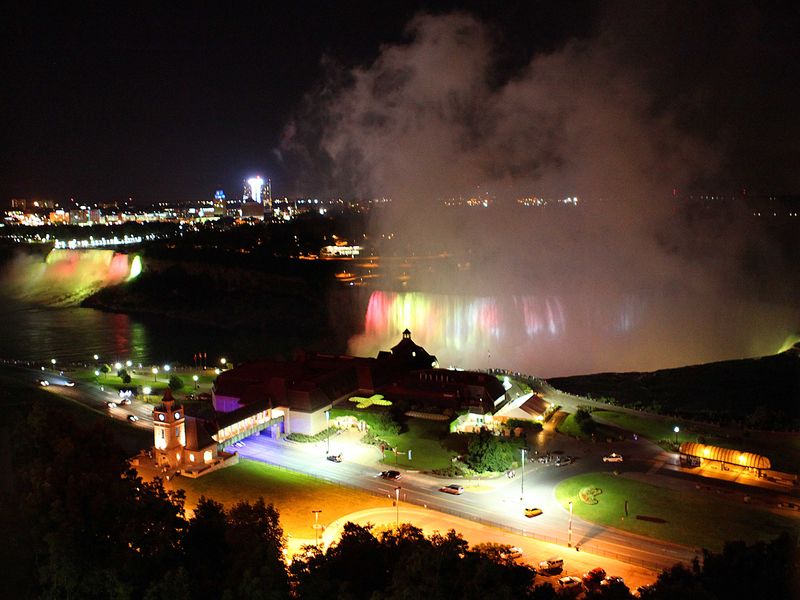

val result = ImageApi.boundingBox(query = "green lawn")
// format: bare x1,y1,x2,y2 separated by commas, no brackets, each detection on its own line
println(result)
555,472,798,551
556,412,619,442
592,410,690,444
379,419,460,471
168,458,383,534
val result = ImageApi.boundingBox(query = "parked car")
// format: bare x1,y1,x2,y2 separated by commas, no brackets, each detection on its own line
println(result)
499,546,523,560
439,484,464,495
119,398,132,405
601,576,625,588
555,456,574,467
524,507,543,518
379,470,401,480
327,453,343,463
63,380,76,387
127,414,139,422
603,453,624,463
557,576,582,592
538,557,564,573
582,567,607,589
106,401,117,409
38,379,50,387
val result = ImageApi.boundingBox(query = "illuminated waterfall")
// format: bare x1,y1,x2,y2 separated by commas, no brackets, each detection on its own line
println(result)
2,248,142,306
349,289,796,377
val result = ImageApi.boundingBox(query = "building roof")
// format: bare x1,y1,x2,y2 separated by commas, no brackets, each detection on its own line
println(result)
215,398,272,430
679,442,771,470
183,415,217,451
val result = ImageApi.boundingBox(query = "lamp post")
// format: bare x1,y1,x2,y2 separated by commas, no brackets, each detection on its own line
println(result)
50,358,56,367
325,409,331,455
312,509,322,546
193,374,199,389
673,426,680,446
520,448,527,501
394,486,401,529
93,354,99,361
568,500,573,547
152,367,158,382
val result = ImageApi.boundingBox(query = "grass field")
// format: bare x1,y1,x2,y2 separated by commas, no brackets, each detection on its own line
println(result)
556,412,619,442
379,419,462,471
555,472,798,551
71,366,217,400
592,410,690,444
167,458,383,535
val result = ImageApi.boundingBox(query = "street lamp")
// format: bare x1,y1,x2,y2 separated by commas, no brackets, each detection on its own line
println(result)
114,362,122,372
520,448,527,501
93,354,99,361
94,370,100,379
394,486,401,529
193,374,199,389
673,426,680,445
125,360,133,368
220,357,227,366
312,509,322,546
152,367,159,382
568,500,573,547
143,386,152,397
163,364,171,373
50,358,56,366
325,410,330,455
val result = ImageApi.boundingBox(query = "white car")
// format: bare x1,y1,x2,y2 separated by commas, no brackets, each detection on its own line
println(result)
558,576,582,590
127,414,139,422
499,546,523,560
603,453,624,463
107,402,117,409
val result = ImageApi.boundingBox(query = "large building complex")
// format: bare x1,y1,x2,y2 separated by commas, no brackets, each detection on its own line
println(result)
146,331,517,478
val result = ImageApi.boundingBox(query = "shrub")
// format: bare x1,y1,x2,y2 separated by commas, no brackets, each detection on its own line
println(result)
286,426,338,443
506,418,543,433
168,374,184,391
579,486,602,505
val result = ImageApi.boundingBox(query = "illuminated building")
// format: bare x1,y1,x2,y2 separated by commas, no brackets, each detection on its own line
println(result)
242,175,272,217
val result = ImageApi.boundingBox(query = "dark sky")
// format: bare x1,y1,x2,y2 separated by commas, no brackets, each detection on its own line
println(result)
2,1,798,203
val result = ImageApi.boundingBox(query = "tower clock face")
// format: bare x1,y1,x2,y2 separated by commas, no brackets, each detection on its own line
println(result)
174,412,181,420
158,414,165,421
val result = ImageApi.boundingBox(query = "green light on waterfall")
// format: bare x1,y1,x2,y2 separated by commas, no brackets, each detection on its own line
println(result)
128,255,142,280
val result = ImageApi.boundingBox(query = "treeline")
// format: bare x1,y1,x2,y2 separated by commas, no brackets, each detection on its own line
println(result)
1,405,796,599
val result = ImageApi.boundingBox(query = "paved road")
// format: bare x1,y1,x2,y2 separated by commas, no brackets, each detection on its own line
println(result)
236,433,696,571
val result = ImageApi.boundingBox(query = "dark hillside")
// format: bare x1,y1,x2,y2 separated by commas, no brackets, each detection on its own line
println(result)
549,346,800,428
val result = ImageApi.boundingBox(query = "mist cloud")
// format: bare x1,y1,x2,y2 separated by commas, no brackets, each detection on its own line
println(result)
286,9,799,375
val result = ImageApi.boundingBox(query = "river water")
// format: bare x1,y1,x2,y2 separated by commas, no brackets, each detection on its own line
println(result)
0,299,281,366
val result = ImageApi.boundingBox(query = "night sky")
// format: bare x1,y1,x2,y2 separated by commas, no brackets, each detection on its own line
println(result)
2,1,799,203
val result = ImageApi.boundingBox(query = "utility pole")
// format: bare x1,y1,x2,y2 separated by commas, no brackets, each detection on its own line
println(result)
520,447,527,501
325,410,330,455
394,487,401,529
568,500,573,547
312,509,322,546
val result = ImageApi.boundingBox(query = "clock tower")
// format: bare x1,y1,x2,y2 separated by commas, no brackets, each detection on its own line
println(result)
153,389,186,468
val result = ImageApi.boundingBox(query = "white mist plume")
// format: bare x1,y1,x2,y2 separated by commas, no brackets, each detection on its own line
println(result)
287,11,799,375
